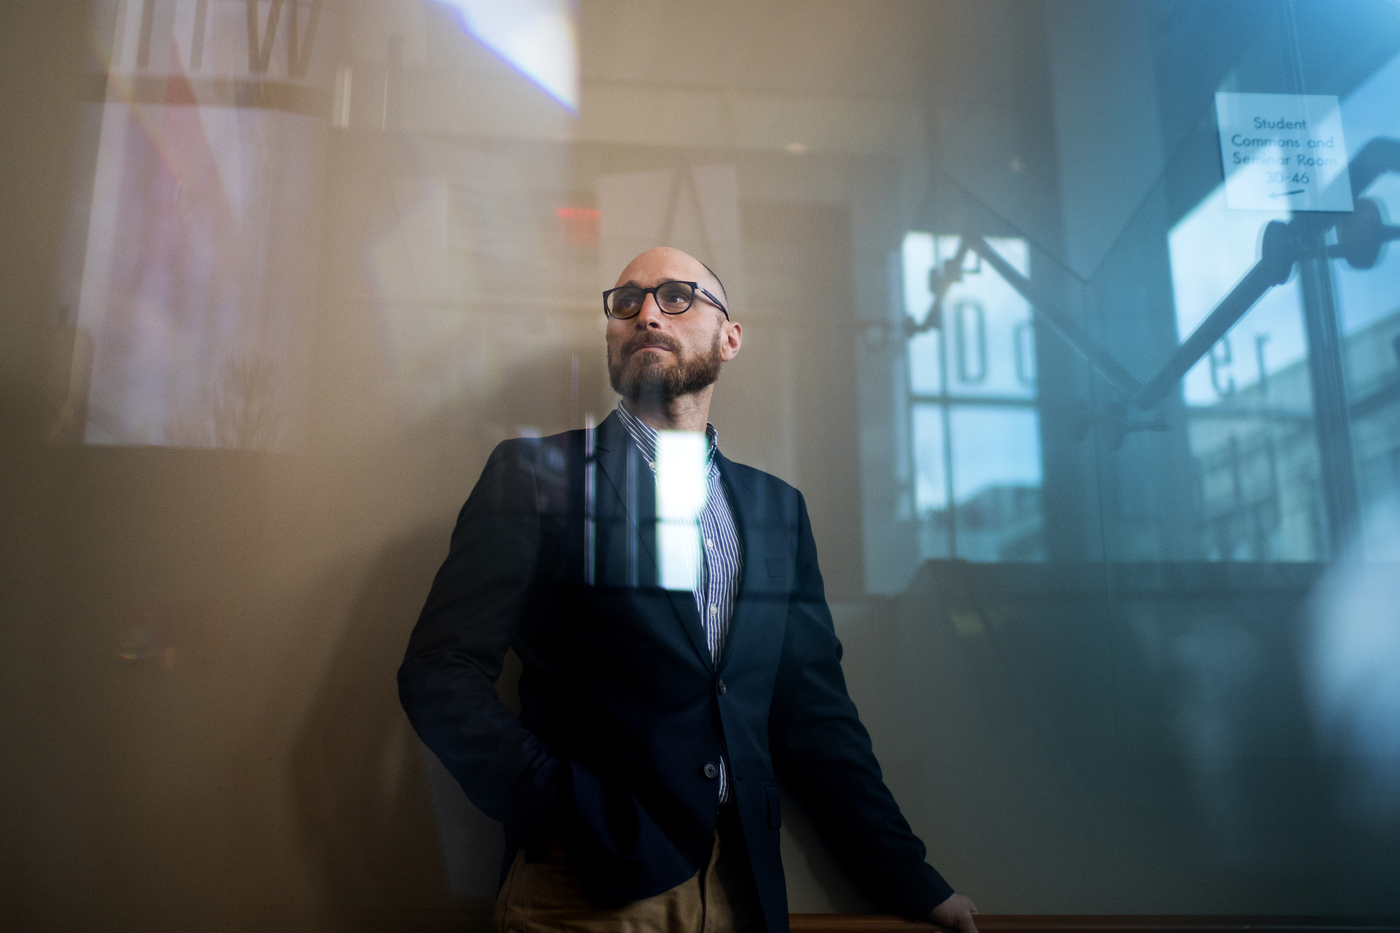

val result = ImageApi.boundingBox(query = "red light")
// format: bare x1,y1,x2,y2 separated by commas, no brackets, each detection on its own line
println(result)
556,207,600,247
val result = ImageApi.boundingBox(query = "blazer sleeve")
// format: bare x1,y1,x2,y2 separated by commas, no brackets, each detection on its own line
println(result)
768,490,956,920
398,439,563,843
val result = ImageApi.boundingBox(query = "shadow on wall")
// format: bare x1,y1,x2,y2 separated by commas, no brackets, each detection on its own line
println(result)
289,532,498,930
284,347,611,929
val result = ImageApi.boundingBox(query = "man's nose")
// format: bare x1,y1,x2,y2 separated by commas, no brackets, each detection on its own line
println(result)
635,292,665,327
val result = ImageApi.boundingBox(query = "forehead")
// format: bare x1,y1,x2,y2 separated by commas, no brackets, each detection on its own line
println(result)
614,248,710,289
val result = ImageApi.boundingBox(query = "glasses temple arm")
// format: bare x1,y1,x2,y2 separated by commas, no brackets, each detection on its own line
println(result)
696,285,729,319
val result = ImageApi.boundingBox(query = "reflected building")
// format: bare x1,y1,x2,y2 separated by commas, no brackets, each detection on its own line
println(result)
1189,307,1400,561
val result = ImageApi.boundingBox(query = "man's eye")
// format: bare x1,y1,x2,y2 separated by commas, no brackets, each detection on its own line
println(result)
658,285,691,307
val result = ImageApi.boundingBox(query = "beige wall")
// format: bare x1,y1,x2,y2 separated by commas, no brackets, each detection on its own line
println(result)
0,3,885,929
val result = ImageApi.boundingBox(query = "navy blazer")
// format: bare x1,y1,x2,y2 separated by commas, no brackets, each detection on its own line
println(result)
399,411,953,931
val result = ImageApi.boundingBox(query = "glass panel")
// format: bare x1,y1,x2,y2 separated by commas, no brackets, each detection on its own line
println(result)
911,401,951,558
903,233,1036,400
949,406,1044,560
12,0,1400,927
911,399,1044,562
1169,191,1305,409
1332,50,1400,557
1167,186,1324,560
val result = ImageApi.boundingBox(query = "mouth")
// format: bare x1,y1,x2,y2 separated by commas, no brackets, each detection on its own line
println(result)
625,338,678,358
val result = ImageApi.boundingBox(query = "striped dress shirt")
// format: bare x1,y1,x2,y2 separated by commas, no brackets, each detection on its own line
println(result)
615,401,742,803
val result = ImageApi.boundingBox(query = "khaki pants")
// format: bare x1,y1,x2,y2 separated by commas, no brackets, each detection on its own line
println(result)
494,810,764,933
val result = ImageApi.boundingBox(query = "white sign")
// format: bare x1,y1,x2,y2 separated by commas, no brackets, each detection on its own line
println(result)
1215,92,1353,212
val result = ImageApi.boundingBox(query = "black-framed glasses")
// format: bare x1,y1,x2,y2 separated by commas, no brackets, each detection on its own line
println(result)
603,281,729,320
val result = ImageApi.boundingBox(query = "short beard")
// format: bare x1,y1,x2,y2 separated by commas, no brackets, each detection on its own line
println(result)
609,328,723,407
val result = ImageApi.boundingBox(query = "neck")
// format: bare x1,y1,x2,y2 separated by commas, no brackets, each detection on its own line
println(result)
622,385,714,433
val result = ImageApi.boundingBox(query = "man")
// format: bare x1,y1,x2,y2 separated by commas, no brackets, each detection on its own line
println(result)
399,247,979,932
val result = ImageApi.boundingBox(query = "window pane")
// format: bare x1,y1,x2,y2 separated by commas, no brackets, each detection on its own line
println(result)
950,406,1044,560
911,402,948,514
903,234,1035,400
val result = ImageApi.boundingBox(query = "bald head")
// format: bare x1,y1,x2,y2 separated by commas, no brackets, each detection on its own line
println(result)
615,247,728,316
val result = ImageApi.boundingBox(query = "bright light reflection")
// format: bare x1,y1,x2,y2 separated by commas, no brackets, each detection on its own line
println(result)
1308,494,1400,823
902,233,1034,400
1167,187,1303,405
1333,48,1400,336
901,231,936,323
436,0,579,112
655,431,707,591
1168,48,1400,404
73,46,317,448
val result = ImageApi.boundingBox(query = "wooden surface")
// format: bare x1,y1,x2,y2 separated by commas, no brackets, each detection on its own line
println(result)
788,917,1400,933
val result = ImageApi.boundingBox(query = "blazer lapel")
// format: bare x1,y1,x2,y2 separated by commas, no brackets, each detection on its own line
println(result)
590,412,714,671
590,414,654,588
715,453,792,673
715,453,751,673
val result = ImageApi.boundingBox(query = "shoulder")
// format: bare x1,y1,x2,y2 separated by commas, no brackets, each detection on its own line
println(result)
717,455,795,493
482,411,632,485
486,427,587,471
470,429,591,511
716,453,807,522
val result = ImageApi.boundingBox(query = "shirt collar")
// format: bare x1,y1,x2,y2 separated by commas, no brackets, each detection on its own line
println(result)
615,400,719,471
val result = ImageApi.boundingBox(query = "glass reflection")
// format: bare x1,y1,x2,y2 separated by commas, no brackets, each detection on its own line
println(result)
434,0,579,111
63,0,329,448
17,0,1400,928
1309,493,1400,821
655,429,708,591
904,234,1042,560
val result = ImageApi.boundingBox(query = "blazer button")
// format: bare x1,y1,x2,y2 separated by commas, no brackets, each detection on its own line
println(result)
703,762,719,779
717,679,727,695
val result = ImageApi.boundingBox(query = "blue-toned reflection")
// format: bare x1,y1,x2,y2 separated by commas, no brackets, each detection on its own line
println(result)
948,407,1043,561
1169,188,1323,560
904,233,1043,561
1308,493,1400,823
1334,49,1400,338
1167,42,1400,561
904,234,1036,400
1169,189,1303,406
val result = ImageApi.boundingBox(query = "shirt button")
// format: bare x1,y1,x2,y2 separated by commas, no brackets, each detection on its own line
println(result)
710,604,718,614
717,679,727,695
703,762,719,779
706,539,714,548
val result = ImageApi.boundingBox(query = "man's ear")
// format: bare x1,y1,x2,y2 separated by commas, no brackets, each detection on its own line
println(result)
720,321,742,362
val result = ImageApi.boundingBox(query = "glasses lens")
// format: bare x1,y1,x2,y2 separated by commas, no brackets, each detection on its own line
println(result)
655,281,694,313
606,287,645,318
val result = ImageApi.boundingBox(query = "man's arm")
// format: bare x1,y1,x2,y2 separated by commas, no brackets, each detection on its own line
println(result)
769,490,971,925
398,440,562,843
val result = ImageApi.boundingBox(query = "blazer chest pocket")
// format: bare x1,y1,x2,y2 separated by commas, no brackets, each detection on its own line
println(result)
765,557,789,578
764,783,781,828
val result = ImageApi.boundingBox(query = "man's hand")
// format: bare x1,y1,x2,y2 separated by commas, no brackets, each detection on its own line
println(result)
929,893,979,933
